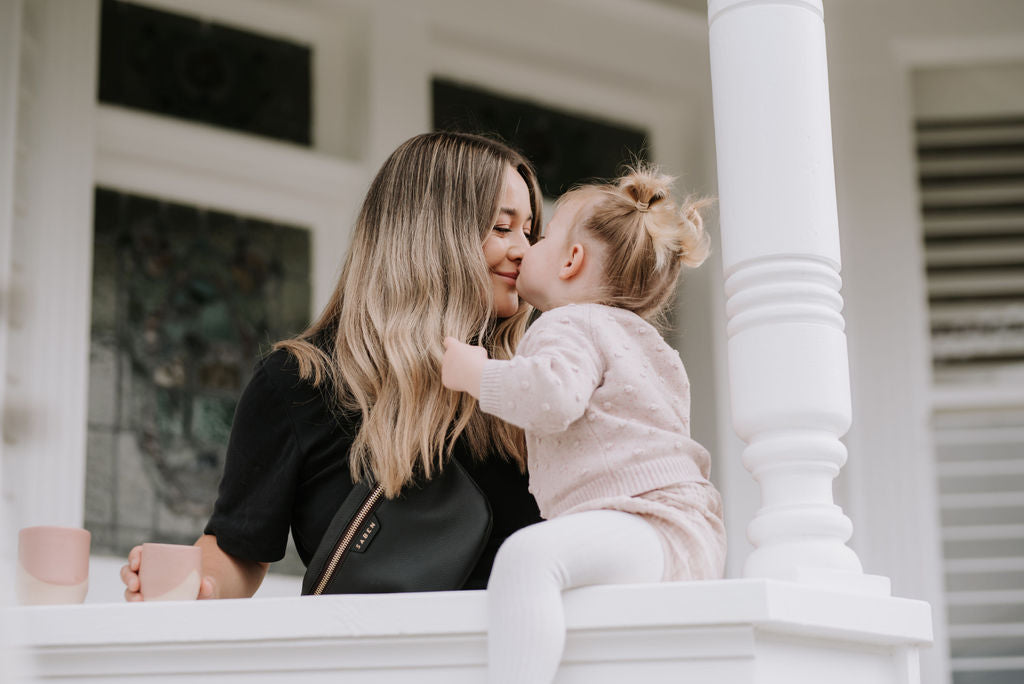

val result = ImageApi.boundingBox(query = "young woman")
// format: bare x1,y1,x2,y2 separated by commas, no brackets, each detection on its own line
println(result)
121,132,543,599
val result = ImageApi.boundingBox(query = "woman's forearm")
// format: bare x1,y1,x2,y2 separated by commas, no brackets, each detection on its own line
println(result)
195,534,268,599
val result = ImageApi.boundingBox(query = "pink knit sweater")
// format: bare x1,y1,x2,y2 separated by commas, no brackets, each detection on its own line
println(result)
479,303,712,521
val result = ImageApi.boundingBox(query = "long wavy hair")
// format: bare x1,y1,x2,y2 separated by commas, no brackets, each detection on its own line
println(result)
275,132,541,497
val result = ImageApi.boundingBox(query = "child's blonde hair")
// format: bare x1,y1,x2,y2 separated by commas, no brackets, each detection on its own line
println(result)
560,164,710,320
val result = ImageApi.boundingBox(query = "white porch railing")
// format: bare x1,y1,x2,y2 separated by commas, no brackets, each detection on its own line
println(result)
8,580,931,683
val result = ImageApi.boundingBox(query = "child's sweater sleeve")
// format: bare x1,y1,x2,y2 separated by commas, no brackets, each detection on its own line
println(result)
478,307,603,434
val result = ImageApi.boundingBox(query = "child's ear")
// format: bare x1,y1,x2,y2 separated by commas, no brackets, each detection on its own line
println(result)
559,243,586,281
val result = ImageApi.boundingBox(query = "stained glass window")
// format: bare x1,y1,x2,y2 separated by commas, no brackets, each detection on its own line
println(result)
99,0,312,145
86,188,310,573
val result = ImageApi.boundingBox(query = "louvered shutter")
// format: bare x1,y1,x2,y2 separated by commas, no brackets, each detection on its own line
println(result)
917,116,1024,684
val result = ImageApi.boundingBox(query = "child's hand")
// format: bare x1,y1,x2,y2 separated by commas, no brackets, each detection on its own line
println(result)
442,337,488,399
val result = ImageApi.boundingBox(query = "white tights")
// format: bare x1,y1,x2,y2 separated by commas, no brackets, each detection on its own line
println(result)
486,510,664,684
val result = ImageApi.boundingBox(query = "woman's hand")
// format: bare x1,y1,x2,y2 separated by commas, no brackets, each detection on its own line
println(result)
120,544,219,601
442,337,488,399
121,537,264,601
120,545,145,602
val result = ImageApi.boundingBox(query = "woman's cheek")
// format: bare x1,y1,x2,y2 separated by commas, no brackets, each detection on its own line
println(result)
492,281,519,318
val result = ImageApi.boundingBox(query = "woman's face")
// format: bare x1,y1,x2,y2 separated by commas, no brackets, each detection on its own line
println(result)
482,166,533,318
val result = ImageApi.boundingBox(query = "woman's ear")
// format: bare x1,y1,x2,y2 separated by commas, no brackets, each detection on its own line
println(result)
558,243,586,281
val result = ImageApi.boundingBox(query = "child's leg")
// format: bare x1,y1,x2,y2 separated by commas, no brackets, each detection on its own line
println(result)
486,510,664,684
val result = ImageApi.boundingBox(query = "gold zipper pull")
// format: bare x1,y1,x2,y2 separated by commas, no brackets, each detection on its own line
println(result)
313,484,385,595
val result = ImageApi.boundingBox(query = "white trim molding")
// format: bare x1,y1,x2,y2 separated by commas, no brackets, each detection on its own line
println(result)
10,580,932,683
95,106,365,224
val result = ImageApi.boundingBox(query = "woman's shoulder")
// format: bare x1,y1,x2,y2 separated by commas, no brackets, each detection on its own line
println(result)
256,346,301,382
238,345,358,436
244,346,336,411
256,337,337,389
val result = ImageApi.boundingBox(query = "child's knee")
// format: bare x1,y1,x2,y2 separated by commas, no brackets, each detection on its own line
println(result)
492,529,537,574
489,525,565,587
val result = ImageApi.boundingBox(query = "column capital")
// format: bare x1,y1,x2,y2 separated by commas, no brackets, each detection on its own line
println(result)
709,0,824,23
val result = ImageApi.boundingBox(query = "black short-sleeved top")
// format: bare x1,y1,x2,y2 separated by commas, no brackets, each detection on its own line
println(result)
204,348,541,589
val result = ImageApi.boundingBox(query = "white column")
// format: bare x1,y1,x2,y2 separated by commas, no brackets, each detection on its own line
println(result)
707,0,883,591
3,0,99,531
0,1,22,473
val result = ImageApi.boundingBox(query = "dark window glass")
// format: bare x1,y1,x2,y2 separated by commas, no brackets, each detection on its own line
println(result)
433,79,649,198
99,0,312,145
86,187,310,574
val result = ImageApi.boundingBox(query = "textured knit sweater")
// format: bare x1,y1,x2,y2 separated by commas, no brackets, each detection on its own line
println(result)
479,303,711,520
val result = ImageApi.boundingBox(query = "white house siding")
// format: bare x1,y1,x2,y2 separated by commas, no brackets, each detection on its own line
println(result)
827,2,1024,681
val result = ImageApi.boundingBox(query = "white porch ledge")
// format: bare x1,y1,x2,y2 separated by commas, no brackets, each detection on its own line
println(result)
8,579,932,683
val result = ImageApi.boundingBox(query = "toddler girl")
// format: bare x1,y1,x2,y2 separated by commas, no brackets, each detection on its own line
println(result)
441,165,726,684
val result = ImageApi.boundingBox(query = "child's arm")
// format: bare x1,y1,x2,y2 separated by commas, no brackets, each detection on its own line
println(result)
441,337,489,398
479,312,603,434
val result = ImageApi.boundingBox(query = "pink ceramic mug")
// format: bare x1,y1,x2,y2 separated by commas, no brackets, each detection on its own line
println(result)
17,526,91,605
139,543,202,602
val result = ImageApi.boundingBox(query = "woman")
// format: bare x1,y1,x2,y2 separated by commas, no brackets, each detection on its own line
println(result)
121,132,543,599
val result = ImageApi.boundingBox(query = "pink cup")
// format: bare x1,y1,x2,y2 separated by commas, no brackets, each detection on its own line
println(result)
17,526,91,605
139,543,202,602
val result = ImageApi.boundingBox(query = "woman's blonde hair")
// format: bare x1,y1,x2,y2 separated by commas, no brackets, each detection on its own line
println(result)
276,132,541,497
560,164,710,321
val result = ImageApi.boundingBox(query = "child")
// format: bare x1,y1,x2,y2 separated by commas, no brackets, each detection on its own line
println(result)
441,165,727,683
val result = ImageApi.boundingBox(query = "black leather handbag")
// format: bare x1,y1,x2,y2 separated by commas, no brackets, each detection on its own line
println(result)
301,458,493,595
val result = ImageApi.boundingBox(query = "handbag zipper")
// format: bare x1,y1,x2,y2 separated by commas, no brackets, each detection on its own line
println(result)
312,484,385,595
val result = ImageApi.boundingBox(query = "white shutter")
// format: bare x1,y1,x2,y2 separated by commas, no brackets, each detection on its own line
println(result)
918,115,1024,684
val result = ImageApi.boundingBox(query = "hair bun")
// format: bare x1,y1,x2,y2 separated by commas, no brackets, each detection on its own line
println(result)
613,163,711,270
618,166,671,214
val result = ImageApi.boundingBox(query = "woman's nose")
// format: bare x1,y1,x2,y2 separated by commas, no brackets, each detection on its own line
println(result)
507,233,528,260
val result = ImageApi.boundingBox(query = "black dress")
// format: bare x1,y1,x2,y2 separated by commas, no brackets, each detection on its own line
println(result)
204,348,541,589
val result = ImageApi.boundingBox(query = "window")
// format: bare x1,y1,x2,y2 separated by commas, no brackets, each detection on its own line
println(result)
99,0,312,145
87,188,310,568
84,0,357,581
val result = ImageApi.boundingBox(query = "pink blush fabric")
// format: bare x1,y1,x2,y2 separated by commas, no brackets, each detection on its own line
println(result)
562,481,727,581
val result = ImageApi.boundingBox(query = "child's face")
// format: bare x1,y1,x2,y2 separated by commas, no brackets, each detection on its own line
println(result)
516,198,583,311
